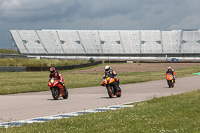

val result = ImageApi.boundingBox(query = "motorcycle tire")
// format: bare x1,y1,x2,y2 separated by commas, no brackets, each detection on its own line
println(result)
52,88,59,100
168,83,174,88
116,86,122,97
63,90,68,99
116,91,122,97
167,80,172,88
107,85,114,98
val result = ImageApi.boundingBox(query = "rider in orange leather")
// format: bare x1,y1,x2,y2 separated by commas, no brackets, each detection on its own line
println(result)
165,67,176,82
49,67,66,91
101,65,121,90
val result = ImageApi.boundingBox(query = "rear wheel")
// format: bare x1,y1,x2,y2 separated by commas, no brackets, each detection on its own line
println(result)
107,85,114,98
51,87,59,100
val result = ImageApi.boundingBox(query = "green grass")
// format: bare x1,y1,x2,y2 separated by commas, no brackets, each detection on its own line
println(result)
0,64,200,132
0,64,200,95
0,49,19,54
1,90,200,133
0,58,89,67
120,65,200,84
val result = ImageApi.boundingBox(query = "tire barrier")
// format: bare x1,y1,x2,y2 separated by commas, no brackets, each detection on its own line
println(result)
0,66,26,72
0,54,27,59
26,61,102,71
0,61,102,72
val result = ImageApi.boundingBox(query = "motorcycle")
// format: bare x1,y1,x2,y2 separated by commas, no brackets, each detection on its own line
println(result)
103,75,122,98
48,78,68,100
166,73,175,88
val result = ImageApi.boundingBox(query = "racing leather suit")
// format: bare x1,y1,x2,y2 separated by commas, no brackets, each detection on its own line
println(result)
49,70,66,91
102,68,121,90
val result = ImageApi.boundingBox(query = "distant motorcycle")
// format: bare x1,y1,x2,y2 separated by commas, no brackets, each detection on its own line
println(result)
166,73,175,88
103,75,122,98
48,78,68,100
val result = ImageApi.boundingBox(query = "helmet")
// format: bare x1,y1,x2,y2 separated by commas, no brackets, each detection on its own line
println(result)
50,67,56,74
167,67,172,70
105,65,110,72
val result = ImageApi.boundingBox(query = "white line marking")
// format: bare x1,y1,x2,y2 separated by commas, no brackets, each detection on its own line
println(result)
0,100,142,128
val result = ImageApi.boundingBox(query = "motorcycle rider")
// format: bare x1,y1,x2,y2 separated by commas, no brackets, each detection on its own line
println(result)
165,67,176,83
49,67,66,91
101,65,121,91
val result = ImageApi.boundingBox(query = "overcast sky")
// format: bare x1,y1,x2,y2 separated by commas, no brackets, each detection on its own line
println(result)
0,0,200,49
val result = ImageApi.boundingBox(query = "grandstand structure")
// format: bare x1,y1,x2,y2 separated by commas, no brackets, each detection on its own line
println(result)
10,29,200,57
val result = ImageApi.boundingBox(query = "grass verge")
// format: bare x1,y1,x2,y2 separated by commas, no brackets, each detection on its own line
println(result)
0,49,19,54
1,89,200,132
0,58,89,67
0,64,200,95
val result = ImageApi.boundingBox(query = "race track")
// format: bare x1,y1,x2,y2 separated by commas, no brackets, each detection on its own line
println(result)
0,76,200,123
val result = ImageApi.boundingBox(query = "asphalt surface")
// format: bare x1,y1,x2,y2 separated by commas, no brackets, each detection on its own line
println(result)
0,76,200,123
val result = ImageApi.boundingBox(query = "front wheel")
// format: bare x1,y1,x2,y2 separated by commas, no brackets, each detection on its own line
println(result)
167,80,174,88
51,87,59,100
116,89,122,97
106,85,114,98
171,82,174,88
116,91,122,97
63,90,68,99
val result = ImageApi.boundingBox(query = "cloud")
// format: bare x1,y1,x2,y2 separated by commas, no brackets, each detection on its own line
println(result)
176,14,200,29
1,0,200,48
0,0,76,22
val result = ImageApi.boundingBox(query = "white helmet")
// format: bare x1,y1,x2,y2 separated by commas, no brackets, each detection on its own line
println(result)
167,66,172,70
105,65,110,72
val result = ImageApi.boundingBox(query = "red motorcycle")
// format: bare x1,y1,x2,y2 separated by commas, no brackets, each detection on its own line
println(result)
48,78,68,100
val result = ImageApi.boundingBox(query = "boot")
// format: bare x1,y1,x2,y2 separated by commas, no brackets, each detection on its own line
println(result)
117,81,121,91
118,85,122,92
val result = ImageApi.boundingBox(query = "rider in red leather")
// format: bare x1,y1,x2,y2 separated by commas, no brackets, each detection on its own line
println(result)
49,67,66,91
